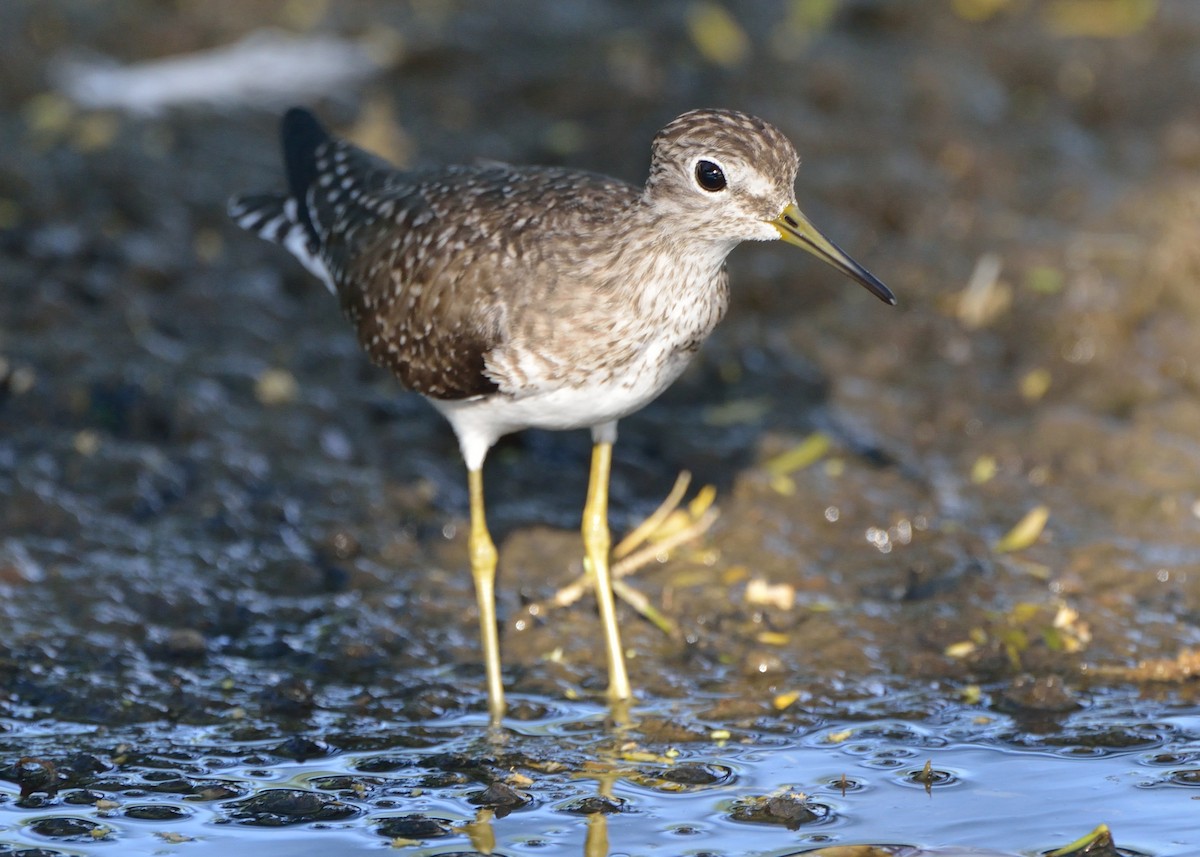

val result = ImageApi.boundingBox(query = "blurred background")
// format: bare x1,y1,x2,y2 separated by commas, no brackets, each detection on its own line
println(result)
3,1,1200,853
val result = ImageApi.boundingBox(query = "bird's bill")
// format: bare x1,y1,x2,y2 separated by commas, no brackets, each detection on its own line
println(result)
769,203,896,305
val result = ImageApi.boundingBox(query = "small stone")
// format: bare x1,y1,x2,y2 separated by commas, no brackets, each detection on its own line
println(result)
558,794,625,815
374,814,453,839
999,674,1080,713
28,816,105,839
467,781,531,815
124,804,192,821
254,368,299,405
226,789,358,826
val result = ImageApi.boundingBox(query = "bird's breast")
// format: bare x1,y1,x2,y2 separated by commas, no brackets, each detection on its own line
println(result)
488,251,729,397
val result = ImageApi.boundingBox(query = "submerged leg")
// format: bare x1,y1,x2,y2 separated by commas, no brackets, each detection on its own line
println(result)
582,440,632,703
468,465,505,724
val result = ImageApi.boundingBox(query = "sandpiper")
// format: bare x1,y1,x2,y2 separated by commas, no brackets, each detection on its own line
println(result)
230,106,894,724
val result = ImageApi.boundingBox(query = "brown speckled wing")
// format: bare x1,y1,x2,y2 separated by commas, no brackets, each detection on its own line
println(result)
307,146,639,400
250,108,647,402
299,139,504,399
334,182,502,399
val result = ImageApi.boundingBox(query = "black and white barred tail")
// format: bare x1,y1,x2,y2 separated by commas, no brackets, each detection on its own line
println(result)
227,108,334,291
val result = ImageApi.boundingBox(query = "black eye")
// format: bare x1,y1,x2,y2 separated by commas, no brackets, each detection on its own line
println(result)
695,160,726,192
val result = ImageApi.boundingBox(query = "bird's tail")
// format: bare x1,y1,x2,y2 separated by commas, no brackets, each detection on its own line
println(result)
227,107,333,290
279,107,328,244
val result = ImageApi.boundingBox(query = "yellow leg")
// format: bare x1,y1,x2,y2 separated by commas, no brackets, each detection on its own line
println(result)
582,442,632,702
468,466,505,724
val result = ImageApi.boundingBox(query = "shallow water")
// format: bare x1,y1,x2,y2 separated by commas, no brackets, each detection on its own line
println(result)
4,0,1200,854
4,688,1199,855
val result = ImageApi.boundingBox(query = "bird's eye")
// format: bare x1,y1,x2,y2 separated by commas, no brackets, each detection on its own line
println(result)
694,160,726,192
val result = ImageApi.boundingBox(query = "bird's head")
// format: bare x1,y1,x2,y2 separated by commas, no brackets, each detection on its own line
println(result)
646,108,895,305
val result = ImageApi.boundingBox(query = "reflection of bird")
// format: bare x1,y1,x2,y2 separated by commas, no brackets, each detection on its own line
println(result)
230,107,895,724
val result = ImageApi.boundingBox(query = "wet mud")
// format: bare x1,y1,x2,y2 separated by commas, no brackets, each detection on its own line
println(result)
3,1,1200,854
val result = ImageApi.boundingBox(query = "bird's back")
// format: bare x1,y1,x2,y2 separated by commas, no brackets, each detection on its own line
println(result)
230,109,644,400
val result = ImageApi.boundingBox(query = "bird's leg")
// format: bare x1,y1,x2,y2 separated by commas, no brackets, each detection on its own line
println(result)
535,472,719,633
582,441,632,703
468,466,505,724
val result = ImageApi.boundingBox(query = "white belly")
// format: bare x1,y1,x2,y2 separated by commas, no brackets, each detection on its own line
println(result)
432,344,692,470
